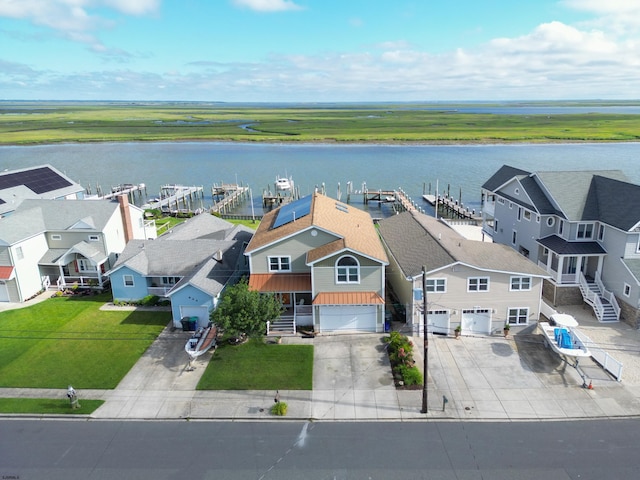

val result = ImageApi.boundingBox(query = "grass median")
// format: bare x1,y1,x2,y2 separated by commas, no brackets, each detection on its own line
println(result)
0,398,104,415
197,338,313,390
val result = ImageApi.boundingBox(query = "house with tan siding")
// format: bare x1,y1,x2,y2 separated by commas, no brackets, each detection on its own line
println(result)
378,210,548,336
245,192,388,333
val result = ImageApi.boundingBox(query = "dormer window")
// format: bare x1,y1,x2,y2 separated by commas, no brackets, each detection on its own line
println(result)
577,223,594,240
336,255,359,284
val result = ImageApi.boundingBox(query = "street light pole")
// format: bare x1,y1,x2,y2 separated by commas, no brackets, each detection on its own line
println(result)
421,265,428,414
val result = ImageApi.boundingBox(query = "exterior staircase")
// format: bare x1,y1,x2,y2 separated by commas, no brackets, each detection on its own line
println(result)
266,316,296,336
579,273,620,322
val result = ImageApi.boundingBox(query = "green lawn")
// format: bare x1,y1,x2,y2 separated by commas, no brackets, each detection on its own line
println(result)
0,398,104,415
197,339,313,390
0,294,170,389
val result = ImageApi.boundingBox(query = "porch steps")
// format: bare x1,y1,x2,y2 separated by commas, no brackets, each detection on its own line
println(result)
266,317,296,336
582,281,618,322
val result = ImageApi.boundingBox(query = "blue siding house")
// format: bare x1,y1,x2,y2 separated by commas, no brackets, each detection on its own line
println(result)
108,213,252,328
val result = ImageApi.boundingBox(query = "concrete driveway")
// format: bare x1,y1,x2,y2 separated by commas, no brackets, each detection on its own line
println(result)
309,333,400,420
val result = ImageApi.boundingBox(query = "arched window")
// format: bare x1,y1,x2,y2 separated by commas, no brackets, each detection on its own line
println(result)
336,255,359,284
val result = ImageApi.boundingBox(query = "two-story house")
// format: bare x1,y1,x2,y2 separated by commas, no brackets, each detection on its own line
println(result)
378,210,548,336
0,195,152,302
108,213,253,329
481,164,640,326
244,192,388,333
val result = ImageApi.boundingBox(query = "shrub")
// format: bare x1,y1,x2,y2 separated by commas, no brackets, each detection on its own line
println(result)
271,401,288,416
140,295,159,306
400,365,423,386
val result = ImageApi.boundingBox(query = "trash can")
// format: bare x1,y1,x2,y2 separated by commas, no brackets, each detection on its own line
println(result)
188,317,197,331
180,318,190,331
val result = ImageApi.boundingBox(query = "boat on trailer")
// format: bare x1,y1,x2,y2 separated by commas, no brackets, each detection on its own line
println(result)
185,323,218,359
539,313,592,386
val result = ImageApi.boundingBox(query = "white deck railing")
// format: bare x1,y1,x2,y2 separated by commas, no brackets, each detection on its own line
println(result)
572,328,623,381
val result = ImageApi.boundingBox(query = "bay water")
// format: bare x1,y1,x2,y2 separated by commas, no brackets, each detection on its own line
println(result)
1,141,639,217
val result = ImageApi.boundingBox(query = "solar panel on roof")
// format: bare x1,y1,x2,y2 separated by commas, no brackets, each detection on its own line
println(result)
0,166,73,194
272,195,312,229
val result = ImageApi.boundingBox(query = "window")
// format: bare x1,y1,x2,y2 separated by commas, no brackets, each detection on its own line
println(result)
336,255,359,283
546,217,555,227
426,278,446,293
88,235,100,242
624,283,631,297
468,277,489,292
508,307,529,325
51,234,62,241
510,276,532,291
124,275,134,287
577,223,594,239
268,256,291,272
517,207,522,221
497,197,505,205
523,210,531,221
162,276,179,285
77,259,96,272
512,230,517,245
597,224,605,241
15,246,24,261
493,219,499,233
559,220,564,235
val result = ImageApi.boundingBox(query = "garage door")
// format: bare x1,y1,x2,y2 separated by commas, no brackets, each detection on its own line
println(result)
0,281,8,302
427,310,450,335
461,308,491,335
319,305,377,332
179,305,210,329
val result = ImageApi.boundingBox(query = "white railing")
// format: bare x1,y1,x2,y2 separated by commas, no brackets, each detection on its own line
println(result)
41,276,51,290
572,329,623,381
148,286,172,297
595,274,621,320
266,316,297,336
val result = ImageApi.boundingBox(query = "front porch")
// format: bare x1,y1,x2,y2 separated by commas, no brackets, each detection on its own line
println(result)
39,241,109,291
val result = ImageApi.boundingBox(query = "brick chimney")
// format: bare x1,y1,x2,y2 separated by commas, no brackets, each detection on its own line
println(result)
118,194,134,242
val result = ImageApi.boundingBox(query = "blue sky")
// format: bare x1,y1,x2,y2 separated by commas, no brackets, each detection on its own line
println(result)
1,0,639,101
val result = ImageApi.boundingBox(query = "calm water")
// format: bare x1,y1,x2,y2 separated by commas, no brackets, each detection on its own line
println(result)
1,142,639,216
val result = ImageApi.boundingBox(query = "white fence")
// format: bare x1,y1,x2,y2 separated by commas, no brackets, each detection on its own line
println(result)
540,301,623,382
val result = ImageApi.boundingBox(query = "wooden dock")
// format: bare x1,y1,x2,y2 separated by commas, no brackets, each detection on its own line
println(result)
148,185,205,214
423,194,480,220
85,183,147,203
211,186,250,214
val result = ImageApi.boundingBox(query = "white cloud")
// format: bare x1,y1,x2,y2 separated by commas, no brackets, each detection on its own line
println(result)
563,0,640,33
232,0,303,13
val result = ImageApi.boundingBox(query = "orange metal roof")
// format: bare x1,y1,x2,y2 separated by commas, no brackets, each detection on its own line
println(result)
0,266,14,280
248,273,311,293
313,291,385,305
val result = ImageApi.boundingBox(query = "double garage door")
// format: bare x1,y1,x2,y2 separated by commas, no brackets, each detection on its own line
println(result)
319,305,377,332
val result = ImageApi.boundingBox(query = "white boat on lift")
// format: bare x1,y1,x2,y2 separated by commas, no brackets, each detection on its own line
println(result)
275,176,292,191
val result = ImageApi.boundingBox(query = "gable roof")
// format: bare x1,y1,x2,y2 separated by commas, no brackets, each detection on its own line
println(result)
160,213,236,240
534,170,629,222
482,165,530,191
0,199,119,245
378,210,548,279
245,192,387,263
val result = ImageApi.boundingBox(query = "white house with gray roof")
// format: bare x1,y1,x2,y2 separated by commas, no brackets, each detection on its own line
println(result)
378,210,548,337
481,165,640,326
108,213,253,329
0,195,151,302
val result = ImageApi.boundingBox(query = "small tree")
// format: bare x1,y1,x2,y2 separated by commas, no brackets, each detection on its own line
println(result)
211,278,284,338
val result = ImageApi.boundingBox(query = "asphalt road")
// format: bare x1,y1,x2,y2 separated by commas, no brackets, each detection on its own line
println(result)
2,419,640,479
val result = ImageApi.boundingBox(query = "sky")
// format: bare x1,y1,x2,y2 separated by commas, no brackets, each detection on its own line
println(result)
1,0,639,102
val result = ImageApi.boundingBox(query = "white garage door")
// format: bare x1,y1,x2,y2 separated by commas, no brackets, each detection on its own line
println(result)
319,305,377,332
0,281,8,302
427,310,450,335
179,305,210,329
461,308,491,335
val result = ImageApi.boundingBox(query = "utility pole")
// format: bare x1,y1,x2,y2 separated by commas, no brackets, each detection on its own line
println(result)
421,265,429,414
